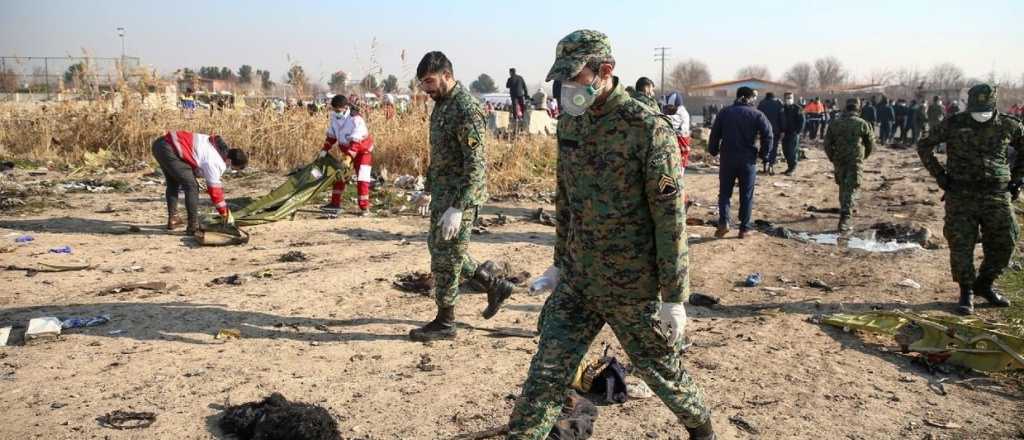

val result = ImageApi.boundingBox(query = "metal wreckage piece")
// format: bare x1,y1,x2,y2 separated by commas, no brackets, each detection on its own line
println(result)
198,155,352,245
821,311,1024,372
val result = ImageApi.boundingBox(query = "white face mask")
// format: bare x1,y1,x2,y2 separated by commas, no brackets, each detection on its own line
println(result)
971,111,994,123
560,76,602,116
784,98,794,105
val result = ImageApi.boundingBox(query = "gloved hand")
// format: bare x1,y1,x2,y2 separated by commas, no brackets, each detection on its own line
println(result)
657,302,687,345
529,266,560,294
440,207,462,240
413,192,431,217
317,150,328,159
222,210,235,226
1010,179,1024,200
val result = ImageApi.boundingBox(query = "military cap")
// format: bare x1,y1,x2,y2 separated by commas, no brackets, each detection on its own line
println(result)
545,29,612,82
967,84,997,112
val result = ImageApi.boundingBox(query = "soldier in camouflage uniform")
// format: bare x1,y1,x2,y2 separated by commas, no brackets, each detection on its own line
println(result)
631,76,660,113
506,30,715,440
918,84,1022,315
408,51,516,342
823,98,874,232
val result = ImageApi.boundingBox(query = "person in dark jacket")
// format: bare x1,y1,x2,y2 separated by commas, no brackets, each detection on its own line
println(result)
506,68,529,121
708,86,773,239
757,92,785,175
876,97,896,144
894,98,909,144
860,100,877,128
781,92,806,175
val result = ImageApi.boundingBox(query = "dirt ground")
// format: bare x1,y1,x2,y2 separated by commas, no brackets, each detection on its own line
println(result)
1,140,1023,440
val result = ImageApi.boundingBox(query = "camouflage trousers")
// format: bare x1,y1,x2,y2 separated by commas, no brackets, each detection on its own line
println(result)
428,206,480,308
832,162,862,215
506,282,710,439
943,191,1019,286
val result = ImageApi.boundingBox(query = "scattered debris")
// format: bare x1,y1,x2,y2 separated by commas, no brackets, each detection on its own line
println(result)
25,317,62,344
806,205,841,214
61,179,131,193
279,251,308,262
729,415,760,434
531,208,557,226
5,262,93,276
0,326,11,346
96,203,116,213
477,213,512,228
417,354,438,372
216,328,242,340
14,235,34,243
60,315,110,329
752,219,796,239
218,392,340,440
48,245,73,254
923,419,962,430
393,271,433,295
744,273,762,287
821,311,1024,372
625,377,655,399
897,278,922,289
807,279,834,292
212,274,248,286
97,410,157,430
99,281,169,296
688,293,721,307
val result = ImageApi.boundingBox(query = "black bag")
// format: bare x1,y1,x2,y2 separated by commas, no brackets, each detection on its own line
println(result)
588,347,629,404
548,391,598,440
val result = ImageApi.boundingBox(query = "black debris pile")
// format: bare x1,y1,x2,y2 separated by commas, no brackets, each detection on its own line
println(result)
394,271,434,295
219,392,340,440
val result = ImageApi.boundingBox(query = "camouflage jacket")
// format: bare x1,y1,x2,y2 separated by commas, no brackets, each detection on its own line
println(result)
824,111,874,164
425,82,488,209
630,90,660,114
554,80,688,303
917,112,1024,192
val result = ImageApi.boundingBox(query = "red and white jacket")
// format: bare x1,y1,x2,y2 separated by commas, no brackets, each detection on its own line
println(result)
165,130,230,215
321,113,374,157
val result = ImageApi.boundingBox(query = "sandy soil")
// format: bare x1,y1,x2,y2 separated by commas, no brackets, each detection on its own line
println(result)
1,140,1022,440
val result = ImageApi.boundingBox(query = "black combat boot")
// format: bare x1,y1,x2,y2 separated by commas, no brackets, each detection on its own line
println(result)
838,212,851,232
409,306,456,341
973,277,1011,307
476,263,515,319
957,284,975,315
686,418,716,440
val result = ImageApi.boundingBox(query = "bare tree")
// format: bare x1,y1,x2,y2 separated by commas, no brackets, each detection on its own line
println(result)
926,62,966,91
814,56,848,91
782,62,814,93
866,68,896,86
668,59,712,92
736,65,771,80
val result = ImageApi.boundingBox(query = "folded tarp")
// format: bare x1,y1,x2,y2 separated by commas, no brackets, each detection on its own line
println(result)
221,155,351,226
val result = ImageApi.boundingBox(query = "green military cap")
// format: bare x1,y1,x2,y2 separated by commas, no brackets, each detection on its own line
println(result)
545,29,612,82
967,83,997,112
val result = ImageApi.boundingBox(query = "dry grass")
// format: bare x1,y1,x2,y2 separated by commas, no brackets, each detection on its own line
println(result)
0,99,556,194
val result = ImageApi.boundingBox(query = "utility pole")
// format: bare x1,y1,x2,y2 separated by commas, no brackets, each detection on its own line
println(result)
654,47,670,99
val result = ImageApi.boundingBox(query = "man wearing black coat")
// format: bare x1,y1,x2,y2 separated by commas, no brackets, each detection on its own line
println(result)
876,97,895,144
781,92,806,175
757,92,786,175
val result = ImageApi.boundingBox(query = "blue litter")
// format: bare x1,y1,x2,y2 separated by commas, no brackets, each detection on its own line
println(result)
60,315,110,329
744,272,763,287
49,245,72,254
15,235,34,243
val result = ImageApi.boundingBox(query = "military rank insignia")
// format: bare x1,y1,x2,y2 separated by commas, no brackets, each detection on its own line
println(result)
658,174,678,197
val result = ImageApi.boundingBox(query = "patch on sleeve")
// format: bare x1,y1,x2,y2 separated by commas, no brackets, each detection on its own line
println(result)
657,174,678,198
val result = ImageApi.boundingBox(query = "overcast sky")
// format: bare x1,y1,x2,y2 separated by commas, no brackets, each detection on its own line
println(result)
2,0,1022,91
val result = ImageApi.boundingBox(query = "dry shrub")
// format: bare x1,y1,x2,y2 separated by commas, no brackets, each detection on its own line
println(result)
0,99,555,194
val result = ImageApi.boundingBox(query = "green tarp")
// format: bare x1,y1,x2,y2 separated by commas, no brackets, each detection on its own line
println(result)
822,311,1024,372
207,155,351,227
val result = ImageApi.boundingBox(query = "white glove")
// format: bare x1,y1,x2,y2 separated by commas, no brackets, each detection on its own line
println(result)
440,207,462,240
529,266,560,294
317,150,328,159
413,192,431,217
657,302,687,345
